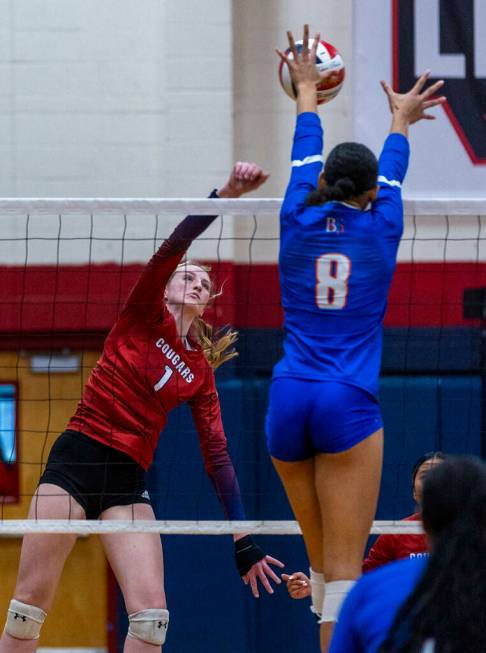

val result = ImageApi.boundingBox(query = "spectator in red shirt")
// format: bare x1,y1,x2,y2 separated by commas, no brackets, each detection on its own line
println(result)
0,162,283,653
362,451,445,571
283,452,445,598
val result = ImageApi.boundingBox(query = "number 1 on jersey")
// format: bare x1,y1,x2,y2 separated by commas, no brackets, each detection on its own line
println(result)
154,365,173,392
315,253,351,309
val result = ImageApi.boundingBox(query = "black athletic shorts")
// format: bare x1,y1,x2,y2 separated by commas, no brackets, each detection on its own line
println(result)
39,430,151,519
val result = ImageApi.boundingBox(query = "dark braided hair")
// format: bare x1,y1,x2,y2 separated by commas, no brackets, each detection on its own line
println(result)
306,142,378,206
378,456,486,653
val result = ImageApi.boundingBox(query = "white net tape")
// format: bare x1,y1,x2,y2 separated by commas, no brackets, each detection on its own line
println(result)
0,519,423,537
0,197,485,214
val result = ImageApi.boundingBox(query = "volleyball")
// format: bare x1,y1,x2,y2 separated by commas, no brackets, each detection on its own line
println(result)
278,39,345,104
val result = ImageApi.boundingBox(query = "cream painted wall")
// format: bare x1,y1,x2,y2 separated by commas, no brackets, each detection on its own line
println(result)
0,0,233,197
0,1,353,260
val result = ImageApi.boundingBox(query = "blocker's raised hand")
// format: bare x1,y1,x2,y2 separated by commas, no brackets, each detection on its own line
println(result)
276,24,333,90
380,71,446,124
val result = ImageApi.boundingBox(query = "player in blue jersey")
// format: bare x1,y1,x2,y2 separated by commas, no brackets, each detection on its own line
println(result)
329,456,486,653
267,25,445,652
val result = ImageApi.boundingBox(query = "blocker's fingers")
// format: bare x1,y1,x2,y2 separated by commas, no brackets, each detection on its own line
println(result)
412,70,431,93
380,80,397,113
310,32,321,59
380,80,394,98
421,79,445,99
302,24,310,57
287,30,299,60
423,96,446,109
265,555,285,568
276,48,291,65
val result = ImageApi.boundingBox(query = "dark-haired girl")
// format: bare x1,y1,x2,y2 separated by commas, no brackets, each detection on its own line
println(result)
329,455,486,653
266,24,445,652
362,452,445,571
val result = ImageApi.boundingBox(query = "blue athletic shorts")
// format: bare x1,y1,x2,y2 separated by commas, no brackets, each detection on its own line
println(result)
266,378,383,461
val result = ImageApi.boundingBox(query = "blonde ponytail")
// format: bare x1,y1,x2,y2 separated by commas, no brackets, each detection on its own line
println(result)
192,316,238,369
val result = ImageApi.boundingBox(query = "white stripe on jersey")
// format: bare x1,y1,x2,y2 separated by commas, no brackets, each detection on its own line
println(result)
291,154,324,168
378,175,402,188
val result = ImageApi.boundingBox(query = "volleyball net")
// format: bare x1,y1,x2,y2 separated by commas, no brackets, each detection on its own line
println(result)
0,197,485,537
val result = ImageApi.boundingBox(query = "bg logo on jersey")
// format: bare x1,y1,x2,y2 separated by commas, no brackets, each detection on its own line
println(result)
393,0,486,164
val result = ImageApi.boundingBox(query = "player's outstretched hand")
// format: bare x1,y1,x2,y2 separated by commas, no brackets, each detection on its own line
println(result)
242,555,285,598
380,71,446,124
276,24,333,90
282,571,311,599
234,534,284,598
218,162,269,198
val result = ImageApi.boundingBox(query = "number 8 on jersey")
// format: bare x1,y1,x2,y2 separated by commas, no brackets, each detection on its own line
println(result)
315,253,351,309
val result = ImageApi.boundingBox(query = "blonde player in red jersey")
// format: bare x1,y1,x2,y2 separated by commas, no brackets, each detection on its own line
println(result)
0,162,284,653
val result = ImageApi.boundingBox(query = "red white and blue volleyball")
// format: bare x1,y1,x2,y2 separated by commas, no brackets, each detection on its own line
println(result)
279,39,345,105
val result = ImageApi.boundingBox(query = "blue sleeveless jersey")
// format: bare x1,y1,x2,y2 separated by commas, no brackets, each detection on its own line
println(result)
273,112,410,398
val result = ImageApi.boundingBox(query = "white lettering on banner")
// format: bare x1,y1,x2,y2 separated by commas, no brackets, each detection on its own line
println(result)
155,337,194,384
414,1,466,78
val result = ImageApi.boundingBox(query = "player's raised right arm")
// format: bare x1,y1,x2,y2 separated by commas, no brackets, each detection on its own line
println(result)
373,73,446,226
121,163,268,321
